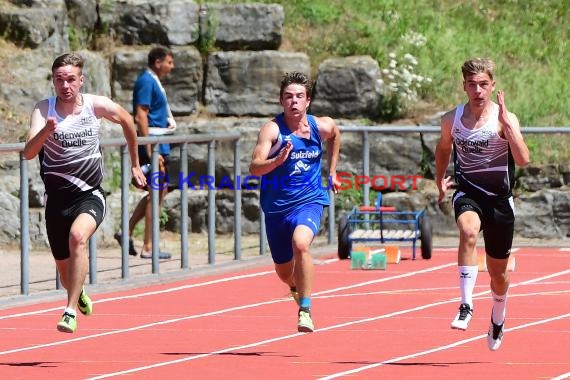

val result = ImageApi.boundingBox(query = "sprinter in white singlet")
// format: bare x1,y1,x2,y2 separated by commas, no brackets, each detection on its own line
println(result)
23,53,146,333
435,58,530,351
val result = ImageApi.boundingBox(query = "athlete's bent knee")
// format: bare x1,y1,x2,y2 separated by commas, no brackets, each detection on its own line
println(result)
68,229,89,251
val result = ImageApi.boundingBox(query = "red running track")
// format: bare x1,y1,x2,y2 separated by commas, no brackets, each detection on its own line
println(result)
1,246,570,379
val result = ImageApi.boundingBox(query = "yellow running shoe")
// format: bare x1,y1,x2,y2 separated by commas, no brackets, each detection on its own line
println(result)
78,286,93,316
57,312,77,333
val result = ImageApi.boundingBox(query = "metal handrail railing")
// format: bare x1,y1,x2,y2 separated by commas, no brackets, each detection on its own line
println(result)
2,132,243,294
1,124,568,295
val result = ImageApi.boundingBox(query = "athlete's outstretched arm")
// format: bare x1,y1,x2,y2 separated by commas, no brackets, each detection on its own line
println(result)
92,95,146,188
435,110,455,203
317,116,341,193
249,121,292,177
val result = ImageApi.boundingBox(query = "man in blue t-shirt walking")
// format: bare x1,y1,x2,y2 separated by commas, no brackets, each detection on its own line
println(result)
115,45,176,259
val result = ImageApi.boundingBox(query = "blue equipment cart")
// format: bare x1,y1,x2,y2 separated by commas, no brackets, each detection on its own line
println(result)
337,193,432,260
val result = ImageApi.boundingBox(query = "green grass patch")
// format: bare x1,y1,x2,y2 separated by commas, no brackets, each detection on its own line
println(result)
217,0,569,162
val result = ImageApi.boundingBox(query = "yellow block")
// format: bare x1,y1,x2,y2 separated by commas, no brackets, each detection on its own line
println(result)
478,253,516,272
385,245,400,264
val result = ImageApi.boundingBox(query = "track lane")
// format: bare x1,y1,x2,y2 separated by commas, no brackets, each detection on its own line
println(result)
0,247,568,379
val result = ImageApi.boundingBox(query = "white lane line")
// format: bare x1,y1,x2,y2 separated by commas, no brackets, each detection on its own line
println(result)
518,269,570,286
318,312,570,379
551,371,570,379
318,288,570,300
316,263,456,296
0,263,455,321
84,269,570,379
0,262,455,355
315,268,570,379
0,270,276,320
0,297,286,356
86,297,466,379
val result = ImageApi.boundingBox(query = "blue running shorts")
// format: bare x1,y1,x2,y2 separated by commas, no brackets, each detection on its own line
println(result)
265,203,324,264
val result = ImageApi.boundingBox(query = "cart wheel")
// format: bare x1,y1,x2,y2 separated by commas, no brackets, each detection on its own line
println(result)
420,213,433,260
338,214,351,260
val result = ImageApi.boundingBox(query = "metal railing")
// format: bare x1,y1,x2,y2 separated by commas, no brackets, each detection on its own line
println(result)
1,132,244,294
1,125,568,295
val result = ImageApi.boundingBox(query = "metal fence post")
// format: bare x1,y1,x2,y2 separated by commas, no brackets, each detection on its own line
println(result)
180,142,189,269
362,130,370,207
151,143,160,274
19,153,29,295
234,140,242,260
120,145,130,279
207,140,216,264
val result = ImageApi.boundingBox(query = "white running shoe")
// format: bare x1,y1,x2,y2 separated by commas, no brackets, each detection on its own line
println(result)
487,319,505,351
297,310,314,333
450,303,473,330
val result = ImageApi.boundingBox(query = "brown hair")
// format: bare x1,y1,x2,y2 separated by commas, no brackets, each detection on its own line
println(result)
148,45,173,67
461,58,496,80
280,71,313,99
51,53,84,73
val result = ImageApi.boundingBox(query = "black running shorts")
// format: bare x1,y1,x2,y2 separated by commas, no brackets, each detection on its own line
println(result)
45,188,106,260
452,190,515,260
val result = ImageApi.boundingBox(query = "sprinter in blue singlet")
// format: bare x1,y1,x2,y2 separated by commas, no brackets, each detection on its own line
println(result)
249,72,341,333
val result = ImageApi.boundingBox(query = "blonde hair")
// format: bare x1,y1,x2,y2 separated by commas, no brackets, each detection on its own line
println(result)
461,58,495,80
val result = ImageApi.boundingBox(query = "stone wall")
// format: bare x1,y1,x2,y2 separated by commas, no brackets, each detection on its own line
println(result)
0,0,568,247
0,0,384,120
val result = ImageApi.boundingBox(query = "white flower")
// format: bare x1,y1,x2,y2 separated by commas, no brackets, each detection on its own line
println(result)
380,42,432,114
402,31,428,47
403,53,418,65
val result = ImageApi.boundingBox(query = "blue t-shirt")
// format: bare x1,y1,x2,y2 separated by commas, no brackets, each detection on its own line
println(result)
260,113,330,214
132,69,170,155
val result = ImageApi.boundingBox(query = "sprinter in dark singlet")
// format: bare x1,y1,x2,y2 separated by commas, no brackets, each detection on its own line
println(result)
23,53,146,333
435,58,529,350
249,72,341,333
